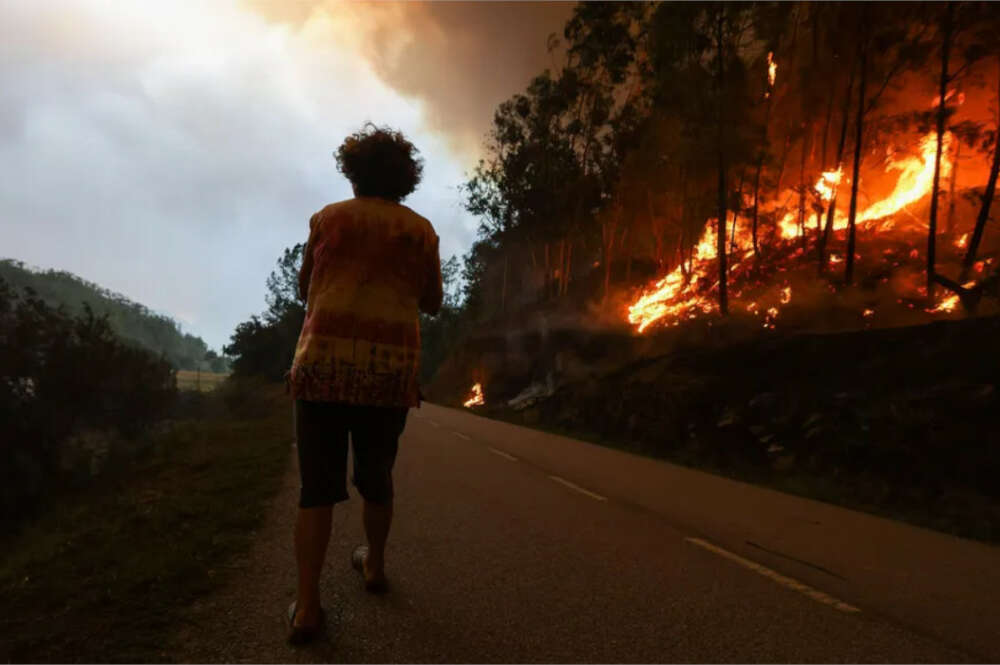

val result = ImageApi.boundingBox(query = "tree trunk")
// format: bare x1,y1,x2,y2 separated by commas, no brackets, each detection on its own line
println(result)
751,156,763,257
946,140,959,237
731,166,747,252
774,132,793,196
798,126,811,249
819,56,857,274
960,60,1000,282
715,9,729,315
844,40,869,286
564,240,573,296
602,210,618,304
501,253,508,312
927,2,953,304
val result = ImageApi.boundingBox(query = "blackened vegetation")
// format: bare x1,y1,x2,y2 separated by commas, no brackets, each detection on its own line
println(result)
0,279,176,527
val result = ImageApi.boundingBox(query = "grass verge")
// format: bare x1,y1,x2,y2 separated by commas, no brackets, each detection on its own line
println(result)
0,380,291,663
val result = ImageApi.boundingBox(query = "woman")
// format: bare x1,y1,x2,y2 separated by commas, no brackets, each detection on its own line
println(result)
286,124,442,644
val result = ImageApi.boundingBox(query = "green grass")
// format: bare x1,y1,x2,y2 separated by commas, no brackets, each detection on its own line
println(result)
0,381,291,663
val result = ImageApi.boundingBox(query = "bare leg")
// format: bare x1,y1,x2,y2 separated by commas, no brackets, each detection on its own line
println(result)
294,505,332,626
362,498,392,584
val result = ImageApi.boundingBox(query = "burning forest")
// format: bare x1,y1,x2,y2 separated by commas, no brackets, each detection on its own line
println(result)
427,1,1000,433
446,2,1000,345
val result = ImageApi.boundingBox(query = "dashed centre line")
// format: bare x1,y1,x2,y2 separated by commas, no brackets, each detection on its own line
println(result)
548,475,607,501
427,419,441,428
452,431,471,440
488,447,518,462
685,537,860,614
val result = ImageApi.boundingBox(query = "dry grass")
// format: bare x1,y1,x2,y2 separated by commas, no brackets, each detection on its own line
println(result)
176,369,229,392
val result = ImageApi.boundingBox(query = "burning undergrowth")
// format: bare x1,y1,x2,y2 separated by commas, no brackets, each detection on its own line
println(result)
627,129,997,334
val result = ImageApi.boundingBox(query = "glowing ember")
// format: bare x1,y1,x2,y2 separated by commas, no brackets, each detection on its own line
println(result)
463,382,484,407
927,294,960,314
955,233,969,249
780,285,792,305
766,52,777,90
863,308,875,318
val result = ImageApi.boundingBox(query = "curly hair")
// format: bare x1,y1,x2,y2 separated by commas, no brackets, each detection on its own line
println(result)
335,124,424,202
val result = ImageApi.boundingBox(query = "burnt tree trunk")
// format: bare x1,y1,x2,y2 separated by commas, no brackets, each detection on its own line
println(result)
715,9,729,315
844,39,868,286
946,140,959,237
798,125,813,248
927,1,953,304
731,166,747,252
960,63,1000,282
819,56,856,274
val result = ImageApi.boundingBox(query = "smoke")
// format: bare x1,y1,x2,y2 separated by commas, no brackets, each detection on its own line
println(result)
244,1,573,164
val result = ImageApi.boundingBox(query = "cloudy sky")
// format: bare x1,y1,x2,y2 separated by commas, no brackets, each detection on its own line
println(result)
1,0,571,349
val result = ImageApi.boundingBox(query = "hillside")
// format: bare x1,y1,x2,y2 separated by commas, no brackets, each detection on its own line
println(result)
432,314,1000,541
0,259,222,371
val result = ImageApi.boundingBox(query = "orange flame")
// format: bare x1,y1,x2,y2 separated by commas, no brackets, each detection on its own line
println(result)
463,382,484,408
927,294,960,313
628,128,955,333
767,52,777,88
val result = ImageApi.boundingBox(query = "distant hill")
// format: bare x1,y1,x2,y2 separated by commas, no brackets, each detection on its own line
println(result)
0,259,225,371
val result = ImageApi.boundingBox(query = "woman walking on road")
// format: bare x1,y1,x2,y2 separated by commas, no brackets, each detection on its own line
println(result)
285,124,443,645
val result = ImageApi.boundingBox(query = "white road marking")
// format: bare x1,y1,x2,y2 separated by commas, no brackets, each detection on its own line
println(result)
452,431,471,440
548,475,607,501
488,447,518,462
685,537,860,613
427,419,441,428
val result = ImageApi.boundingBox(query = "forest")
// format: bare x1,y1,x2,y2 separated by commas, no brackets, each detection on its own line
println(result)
444,2,1000,342
0,259,225,372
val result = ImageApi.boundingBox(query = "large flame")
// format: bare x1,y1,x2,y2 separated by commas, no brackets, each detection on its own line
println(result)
463,382,485,407
628,130,955,332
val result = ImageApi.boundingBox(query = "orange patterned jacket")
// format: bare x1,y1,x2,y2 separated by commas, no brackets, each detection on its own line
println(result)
288,197,442,407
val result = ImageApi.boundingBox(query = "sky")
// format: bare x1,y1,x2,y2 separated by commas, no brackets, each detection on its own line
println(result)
0,0,571,350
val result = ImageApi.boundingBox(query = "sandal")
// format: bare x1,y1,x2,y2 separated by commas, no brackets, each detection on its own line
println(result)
287,600,325,645
351,544,389,594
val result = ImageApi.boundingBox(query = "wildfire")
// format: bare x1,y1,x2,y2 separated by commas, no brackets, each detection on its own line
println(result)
463,382,484,408
955,233,969,249
767,52,777,88
628,127,957,333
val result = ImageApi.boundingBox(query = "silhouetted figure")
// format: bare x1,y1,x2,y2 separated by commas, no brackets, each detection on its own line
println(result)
286,124,442,644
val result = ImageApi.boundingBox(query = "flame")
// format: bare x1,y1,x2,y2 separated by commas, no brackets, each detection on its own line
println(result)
927,294,960,313
463,382,484,407
780,285,792,304
628,127,957,333
767,52,777,88
863,308,875,318
955,233,969,249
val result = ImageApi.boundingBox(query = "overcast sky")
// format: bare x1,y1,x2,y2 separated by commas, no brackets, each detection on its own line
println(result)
0,0,571,350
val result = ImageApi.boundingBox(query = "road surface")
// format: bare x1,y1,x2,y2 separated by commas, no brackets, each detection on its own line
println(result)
172,403,1000,662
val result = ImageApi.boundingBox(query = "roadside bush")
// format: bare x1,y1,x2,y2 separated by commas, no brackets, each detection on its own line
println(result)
0,279,176,526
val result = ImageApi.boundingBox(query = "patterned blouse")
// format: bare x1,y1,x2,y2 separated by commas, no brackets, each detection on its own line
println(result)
288,197,442,407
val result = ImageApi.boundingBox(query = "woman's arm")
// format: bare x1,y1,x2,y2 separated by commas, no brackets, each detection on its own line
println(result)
298,215,317,302
419,232,443,316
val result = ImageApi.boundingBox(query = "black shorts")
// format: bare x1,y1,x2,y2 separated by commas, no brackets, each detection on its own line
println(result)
293,400,408,508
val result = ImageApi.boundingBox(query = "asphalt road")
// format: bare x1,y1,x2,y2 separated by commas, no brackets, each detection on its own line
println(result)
173,403,999,663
